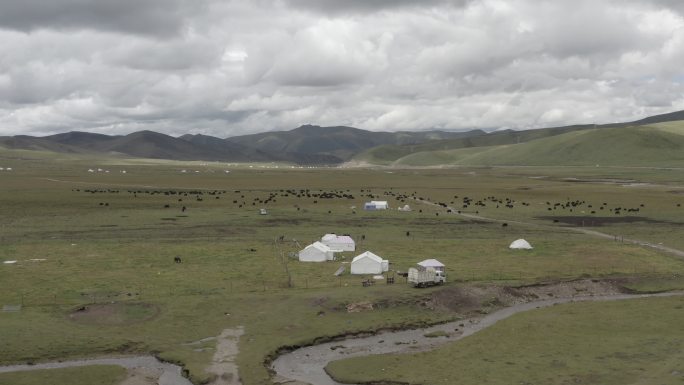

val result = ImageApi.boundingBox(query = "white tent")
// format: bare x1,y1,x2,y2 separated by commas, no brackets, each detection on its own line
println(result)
321,234,355,252
351,251,389,274
364,201,389,210
299,242,335,262
418,259,445,272
509,239,533,249
398,204,412,212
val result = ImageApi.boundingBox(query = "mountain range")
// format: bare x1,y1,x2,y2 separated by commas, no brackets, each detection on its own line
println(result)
1,110,683,166
0,125,479,165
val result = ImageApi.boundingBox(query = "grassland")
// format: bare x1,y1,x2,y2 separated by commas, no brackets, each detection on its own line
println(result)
360,121,684,167
1,150,684,384
327,295,684,385
0,365,126,385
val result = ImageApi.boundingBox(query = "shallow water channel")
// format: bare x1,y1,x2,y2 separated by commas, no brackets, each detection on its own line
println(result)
0,293,679,385
272,292,683,385
0,356,193,385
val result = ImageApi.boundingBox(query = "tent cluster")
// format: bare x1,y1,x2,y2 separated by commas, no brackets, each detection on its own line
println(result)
297,233,391,275
298,233,356,262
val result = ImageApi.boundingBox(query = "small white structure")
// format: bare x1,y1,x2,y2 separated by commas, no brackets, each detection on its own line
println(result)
364,201,389,210
299,242,335,262
351,251,389,274
259,208,268,215
509,239,533,249
417,259,445,272
321,234,355,252
398,204,412,212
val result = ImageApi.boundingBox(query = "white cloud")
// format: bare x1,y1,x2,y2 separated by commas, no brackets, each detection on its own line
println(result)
0,0,683,137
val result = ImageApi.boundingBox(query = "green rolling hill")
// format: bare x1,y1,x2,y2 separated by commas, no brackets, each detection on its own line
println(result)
388,122,684,167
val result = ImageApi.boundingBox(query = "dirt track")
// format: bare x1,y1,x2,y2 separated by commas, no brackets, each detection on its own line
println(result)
271,290,684,385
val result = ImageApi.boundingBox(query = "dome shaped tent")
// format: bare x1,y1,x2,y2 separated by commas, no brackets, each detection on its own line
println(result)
509,239,533,249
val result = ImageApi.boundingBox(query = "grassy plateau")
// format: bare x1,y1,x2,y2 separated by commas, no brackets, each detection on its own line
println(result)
1,148,684,384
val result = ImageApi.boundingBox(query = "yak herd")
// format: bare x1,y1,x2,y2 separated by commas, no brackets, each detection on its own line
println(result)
72,186,656,220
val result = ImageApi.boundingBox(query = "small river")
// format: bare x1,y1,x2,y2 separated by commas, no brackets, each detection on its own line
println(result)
0,356,193,385
271,292,683,385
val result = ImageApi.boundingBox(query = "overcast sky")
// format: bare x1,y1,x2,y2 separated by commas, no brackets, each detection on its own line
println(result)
1,0,683,137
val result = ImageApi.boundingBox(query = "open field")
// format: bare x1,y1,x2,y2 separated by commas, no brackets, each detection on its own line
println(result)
326,295,684,385
1,151,684,384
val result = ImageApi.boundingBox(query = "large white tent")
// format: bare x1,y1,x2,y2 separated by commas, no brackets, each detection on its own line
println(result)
321,234,356,252
299,242,335,262
351,251,389,274
417,259,445,272
509,239,533,249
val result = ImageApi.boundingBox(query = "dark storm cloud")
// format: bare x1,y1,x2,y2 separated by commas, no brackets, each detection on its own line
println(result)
0,0,196,36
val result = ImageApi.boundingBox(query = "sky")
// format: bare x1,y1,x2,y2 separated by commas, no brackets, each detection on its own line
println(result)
1,0,684,137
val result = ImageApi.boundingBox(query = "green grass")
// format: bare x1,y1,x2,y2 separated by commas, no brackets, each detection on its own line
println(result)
1,152,684,384
326,296,684,385
621,275,684,293
0,365,126,385
389,126,684,167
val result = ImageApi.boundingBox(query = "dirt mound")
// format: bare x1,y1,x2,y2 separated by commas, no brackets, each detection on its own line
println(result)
516,279,625,299
346,302,374,313
427,279,626,314
69,302,159,326
426,285,517,313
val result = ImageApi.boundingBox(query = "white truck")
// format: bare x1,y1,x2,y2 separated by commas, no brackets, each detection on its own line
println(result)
408,267,446,288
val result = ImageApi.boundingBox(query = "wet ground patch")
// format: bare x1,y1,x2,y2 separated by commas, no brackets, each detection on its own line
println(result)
537,215,674,227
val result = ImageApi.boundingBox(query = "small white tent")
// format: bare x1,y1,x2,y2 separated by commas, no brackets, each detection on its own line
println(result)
417,259,445,272
351,251,389,274
509,239,533,249
364,201,389,210
299,242,335,262
321,234,355,252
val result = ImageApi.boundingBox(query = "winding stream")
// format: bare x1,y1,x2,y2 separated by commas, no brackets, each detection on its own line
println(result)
271,292,684,385
0,356,193,385
0,293,681,385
